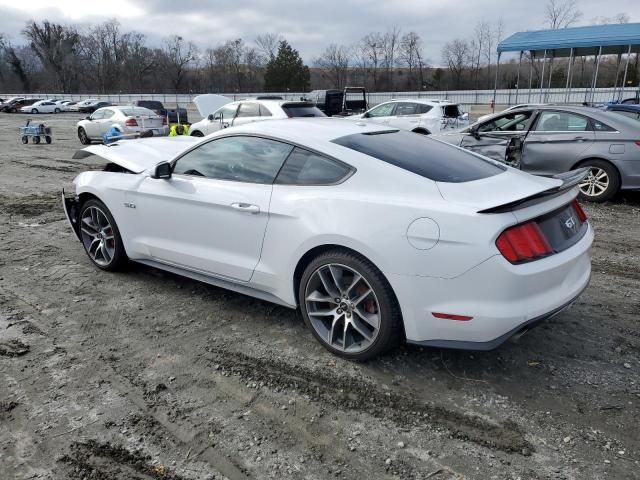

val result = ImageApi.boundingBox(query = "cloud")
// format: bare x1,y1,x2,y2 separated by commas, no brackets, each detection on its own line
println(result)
0,0,637,65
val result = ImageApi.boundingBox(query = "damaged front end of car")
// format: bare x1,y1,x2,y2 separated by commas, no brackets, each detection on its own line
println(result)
62,188,81,240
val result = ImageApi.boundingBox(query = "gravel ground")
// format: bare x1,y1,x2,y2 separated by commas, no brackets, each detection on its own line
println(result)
1,111,639,480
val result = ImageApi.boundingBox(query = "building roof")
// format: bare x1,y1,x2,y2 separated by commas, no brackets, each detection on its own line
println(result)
498,23,640,57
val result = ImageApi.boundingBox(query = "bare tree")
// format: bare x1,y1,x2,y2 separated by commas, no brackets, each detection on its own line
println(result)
255,33,282,61
544,0,583,29
442,39,470,89
593,13,630,24
359,32,383,90
381,27,401,90
399,32,427,89
314,44,351,88
160,35,198,91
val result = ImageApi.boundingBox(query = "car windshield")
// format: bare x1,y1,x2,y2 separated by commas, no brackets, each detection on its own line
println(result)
281,104,326,118
332,130,505,183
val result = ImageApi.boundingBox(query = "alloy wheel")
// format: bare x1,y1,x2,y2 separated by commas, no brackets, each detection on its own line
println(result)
579,167,609,198
304,263,380,354
80,206,116,266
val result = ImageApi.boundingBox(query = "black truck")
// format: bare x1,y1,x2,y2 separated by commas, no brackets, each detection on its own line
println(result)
306,87,368,116
132,100,189,124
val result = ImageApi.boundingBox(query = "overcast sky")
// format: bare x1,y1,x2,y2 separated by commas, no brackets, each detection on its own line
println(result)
0,0,638,65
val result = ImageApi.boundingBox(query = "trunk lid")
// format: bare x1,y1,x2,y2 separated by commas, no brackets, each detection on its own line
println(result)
193,94,233,118
72,137,198,173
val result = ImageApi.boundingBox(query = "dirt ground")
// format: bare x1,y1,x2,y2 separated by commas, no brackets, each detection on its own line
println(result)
0,110,639,480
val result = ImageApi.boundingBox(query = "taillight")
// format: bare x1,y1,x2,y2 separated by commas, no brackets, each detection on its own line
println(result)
162,116,167,125
634,140,640,147
572,199,588,222
125,118,138,127
496,222,552,264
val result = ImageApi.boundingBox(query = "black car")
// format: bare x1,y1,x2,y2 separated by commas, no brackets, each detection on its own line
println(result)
132,100,188,124
2,98,42,113
79,101,112,114
604,103,640,121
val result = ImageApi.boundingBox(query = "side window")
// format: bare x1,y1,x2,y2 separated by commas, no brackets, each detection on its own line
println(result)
367,103,396,118
236,103,260,117
591,119,615,131
275,147,353,185
173,136,293,184
213,105,238,121
417,104,433,114
478,112,532,133
535,112,590,132
90,110,105,120
259,104,273,117
395,102,418,115
102,109,115,119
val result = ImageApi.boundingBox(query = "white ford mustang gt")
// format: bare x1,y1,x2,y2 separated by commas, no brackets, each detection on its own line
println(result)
63,119,593,360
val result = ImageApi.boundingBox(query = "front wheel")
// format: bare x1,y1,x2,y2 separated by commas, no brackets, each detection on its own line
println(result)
31,108,38,114
21,136,28,144
298,250,402,360
33,136,40,144
54,108,61,113
78,127,90,145
79,199,127,271
45,136,52,144
577,160,620,203
190,130,204,137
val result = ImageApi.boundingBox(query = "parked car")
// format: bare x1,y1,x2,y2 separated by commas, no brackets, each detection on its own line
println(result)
477,104,547,123
604,103,640,121
307,87,368,116
432,105,640,202
189,96,325,137
70,99,99,112
63,118,593,360
2,98,41,113
132,100,188,124
20,100,63,114
78,100,112,114
0,97,25,112
346,99,469,135
60,101,78,112
76,106,167,144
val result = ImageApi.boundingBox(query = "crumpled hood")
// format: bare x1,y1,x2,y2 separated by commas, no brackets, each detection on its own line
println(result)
72,136,198,174
193,94,233,118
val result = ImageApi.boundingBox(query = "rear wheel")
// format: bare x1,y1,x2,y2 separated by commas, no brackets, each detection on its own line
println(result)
412,128,430,135
298,250,402,360
54,108,61,113
79,199,127,271
31,108,38,114
78,127,90,145
45,136,52,144
190,130,204,137
577,160,620,203
33,136,40,144
21,136,28,144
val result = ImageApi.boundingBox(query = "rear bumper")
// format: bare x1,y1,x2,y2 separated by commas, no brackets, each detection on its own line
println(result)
390,223,594,349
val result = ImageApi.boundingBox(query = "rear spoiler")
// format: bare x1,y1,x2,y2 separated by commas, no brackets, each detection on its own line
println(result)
478,168,589,214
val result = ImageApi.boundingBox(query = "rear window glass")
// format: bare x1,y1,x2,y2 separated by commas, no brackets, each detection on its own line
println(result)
119,107,156,117
442,104,462,118
281,104,326,118
332,130,505,183
137,101,163,110
276,147,353,185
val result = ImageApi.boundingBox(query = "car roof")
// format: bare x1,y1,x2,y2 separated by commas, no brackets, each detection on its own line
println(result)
376,99,459,107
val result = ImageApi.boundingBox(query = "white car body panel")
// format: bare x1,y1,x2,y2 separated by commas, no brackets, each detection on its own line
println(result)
67,119,593,349
77,106,170,142
21,100,60,113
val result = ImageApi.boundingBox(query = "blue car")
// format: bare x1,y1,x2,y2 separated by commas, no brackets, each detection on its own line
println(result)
604,103,640,122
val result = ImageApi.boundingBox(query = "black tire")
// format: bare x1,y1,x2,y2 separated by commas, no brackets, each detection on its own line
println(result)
31,108,38,114
576,160,620,203
33,136,40,144
190,130,204,137
298,249,403,360
79,199,128,271
54,108,61,114
45,136,52,144
21,136,28,144
78,127,90,145
412,128,430,135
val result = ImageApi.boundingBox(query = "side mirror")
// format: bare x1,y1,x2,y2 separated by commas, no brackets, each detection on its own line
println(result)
207,114,214,121
363,112,370,118
85,116,91,120
151,161,172,179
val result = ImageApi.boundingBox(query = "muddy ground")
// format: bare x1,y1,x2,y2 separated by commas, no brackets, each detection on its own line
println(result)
0,111,639,480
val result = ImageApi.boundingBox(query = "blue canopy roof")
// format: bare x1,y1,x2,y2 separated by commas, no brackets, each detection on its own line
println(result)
498,23,640,56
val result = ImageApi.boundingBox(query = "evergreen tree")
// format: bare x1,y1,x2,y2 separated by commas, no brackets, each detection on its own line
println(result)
264,40,310,92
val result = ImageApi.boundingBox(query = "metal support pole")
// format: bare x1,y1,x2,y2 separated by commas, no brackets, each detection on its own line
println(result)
515,51,523,105
620,44,632,101
565,48,574,103
539,49,547,103
493,52,501,112
528,52,535,103
612,52,622,102
590,46,602,104
546,53,554,102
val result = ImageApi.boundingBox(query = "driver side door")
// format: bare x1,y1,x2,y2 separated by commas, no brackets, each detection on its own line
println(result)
129,135,294,282
460,111,534,163
206,104,239,134
84,110,105,138
363,102,397,125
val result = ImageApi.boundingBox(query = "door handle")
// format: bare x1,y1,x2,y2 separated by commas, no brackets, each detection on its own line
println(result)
573,136,587,142
231,202,260,214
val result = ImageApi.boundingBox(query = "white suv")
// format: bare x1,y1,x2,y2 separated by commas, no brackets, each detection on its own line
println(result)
189,98,325,137
348,99,469,135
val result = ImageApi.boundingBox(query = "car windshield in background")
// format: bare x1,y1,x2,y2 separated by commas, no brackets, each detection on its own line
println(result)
332,130,505,183
282,104,326,118
442,104,462,118
137,101,163,110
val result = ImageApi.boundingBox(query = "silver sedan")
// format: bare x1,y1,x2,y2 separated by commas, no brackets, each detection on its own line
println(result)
433,105,640,202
